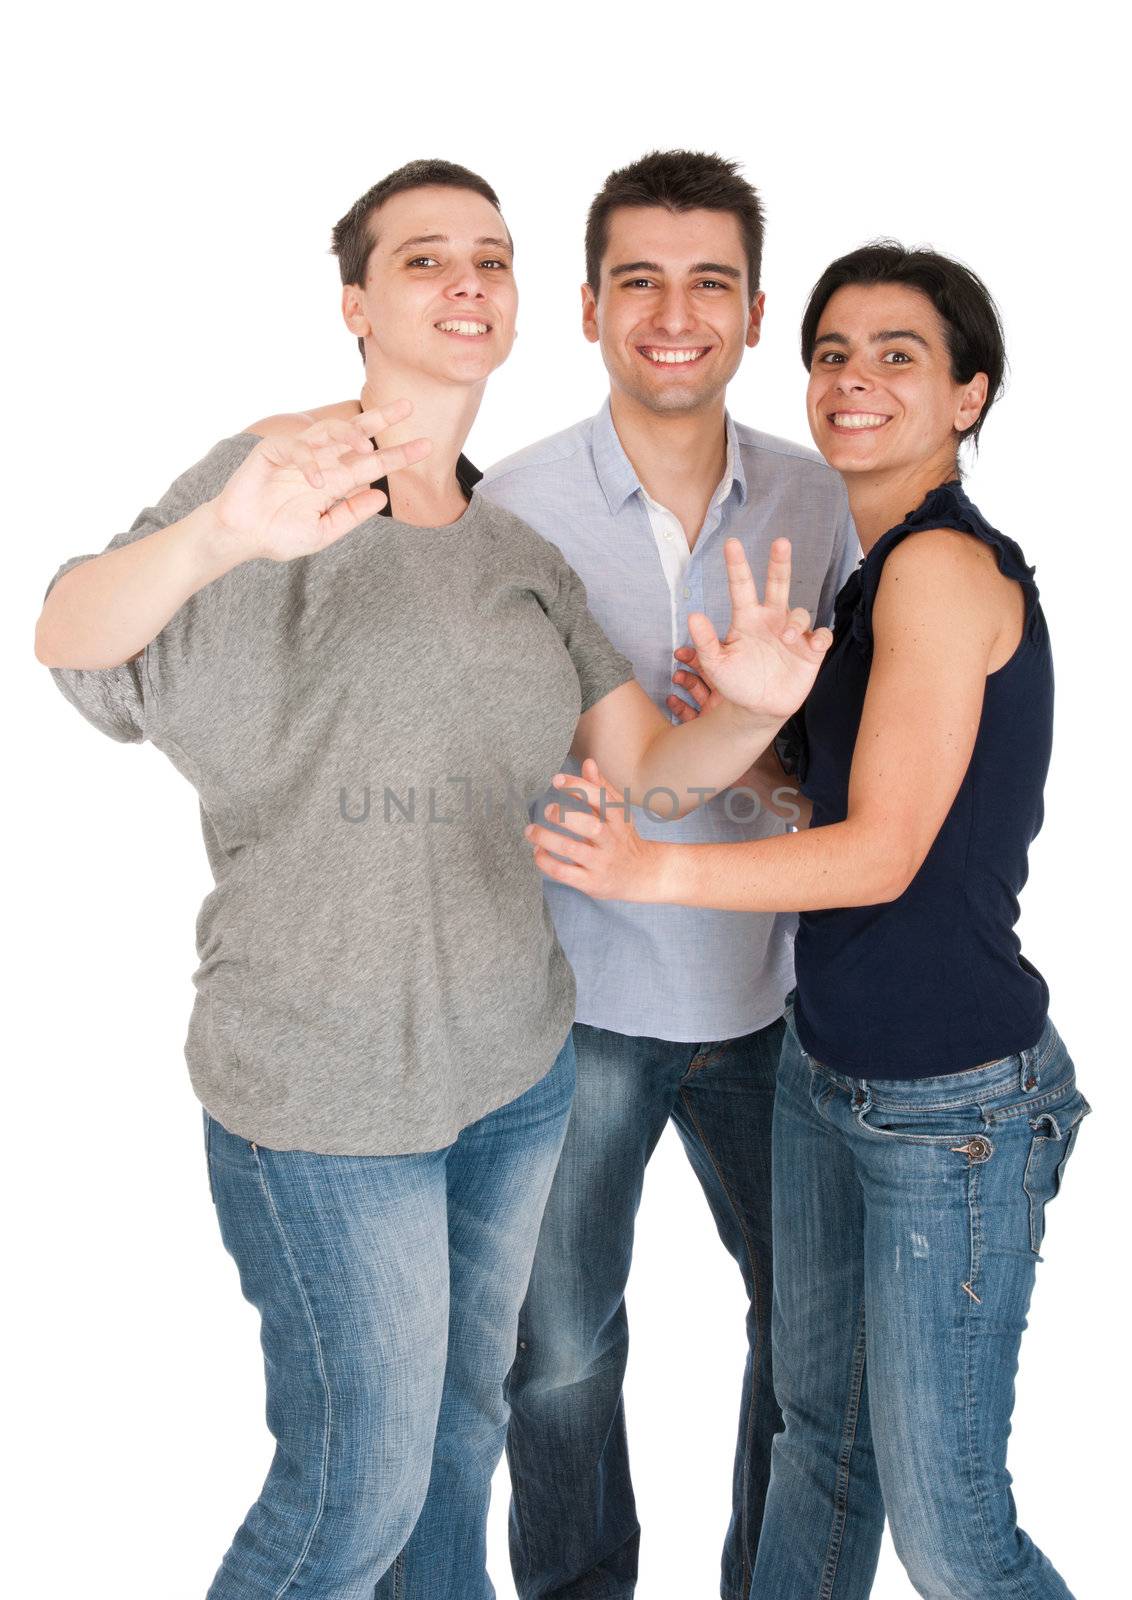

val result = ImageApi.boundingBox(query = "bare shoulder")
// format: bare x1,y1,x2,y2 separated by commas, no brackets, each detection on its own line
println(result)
244,398,361,438
876,526,1018,656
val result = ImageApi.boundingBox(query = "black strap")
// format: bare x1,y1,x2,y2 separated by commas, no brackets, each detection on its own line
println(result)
369,444,482,517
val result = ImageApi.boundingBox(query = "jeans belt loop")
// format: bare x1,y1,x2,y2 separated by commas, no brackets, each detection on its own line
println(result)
852,1080,870,1112
1020,1043,1039,1094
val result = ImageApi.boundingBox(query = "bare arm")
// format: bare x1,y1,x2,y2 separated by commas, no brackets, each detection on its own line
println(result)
666,660,812,826
568,538,831,818
35,406,426,671
530,530,1016,907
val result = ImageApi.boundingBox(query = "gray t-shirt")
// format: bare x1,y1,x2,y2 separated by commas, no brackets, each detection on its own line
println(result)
44,434,634,1155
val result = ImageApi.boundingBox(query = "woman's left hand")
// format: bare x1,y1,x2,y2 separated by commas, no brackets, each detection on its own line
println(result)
525,759,669,903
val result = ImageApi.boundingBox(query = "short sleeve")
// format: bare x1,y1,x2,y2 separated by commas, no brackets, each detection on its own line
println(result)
42,433,261,744
544,552,635,713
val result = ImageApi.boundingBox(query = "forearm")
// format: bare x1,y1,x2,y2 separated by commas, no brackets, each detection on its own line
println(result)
649,820,906,911
35,500,241,669
627,702,779,818
729,744,813,827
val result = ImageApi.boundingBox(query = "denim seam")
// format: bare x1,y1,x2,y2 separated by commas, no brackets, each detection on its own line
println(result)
962,1162,1030,1599
677,1084,765,1597
505,1350,538,1592
818,1297,869,1600
252,1150,334,1599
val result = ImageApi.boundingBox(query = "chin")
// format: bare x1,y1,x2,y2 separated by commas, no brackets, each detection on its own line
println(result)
623,375,723,416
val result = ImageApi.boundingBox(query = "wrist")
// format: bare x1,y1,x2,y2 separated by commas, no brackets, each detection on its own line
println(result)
719,697,777,746
640,838,685,905
184,497,256,580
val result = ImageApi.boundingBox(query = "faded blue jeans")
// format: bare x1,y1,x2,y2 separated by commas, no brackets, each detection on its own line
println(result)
752,1002,1089,1600
202,1035,575,1600
504,1017,784,1600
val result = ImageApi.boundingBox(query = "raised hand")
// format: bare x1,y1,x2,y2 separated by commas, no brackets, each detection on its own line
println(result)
212,400,431,563
684,537,832,722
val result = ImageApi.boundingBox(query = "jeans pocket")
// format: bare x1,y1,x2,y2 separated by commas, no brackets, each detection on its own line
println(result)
1022,1090,1091,1254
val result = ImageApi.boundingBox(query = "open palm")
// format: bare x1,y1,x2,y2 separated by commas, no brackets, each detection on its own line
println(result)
680,538,832,723
213,401,431,563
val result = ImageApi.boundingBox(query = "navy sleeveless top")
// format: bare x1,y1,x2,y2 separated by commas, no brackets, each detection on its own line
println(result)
782,480,1052,1079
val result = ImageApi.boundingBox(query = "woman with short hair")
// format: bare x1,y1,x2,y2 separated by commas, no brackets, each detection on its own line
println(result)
35,159,830,1599
526,242,1087,1599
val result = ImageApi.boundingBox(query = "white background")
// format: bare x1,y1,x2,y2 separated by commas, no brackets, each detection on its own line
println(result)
7,3,1125,1595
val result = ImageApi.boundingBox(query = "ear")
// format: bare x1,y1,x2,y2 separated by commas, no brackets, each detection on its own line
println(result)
745,290,766,350
342,284,371,338
956,370,989,433
581,282,599,345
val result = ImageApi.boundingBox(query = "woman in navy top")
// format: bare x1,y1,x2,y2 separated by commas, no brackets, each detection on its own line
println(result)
527,244,1088,1598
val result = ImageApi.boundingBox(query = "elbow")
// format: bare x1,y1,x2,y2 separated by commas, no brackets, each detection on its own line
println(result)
871,849,922,905
34,614,63,668
846,826,921,905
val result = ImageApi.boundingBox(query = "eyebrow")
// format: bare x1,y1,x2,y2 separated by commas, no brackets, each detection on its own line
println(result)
608,259,742,280
391,233,513,254
814,328,931,348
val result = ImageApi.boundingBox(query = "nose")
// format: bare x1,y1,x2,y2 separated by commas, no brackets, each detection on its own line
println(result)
833,356,870,394
650,284,696,337
444,260,487,301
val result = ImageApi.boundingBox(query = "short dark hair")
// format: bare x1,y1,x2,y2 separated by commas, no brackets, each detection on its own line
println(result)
800,241,1007,450
331,159,506,358
585,150,765,300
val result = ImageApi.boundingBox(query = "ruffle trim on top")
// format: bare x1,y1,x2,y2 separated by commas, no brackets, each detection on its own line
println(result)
850,480,1039,660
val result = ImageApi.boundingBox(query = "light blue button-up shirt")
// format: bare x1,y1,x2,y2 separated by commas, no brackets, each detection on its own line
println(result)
477,399,858,1042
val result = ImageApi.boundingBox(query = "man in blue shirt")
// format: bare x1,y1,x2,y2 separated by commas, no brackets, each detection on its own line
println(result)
476,150,857,1600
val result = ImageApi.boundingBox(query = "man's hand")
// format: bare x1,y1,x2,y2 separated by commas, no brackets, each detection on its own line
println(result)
212,400,430,563
686,538,831,722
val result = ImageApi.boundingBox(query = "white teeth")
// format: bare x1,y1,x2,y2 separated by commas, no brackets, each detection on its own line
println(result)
643,347,705,364
437,320,489,335
832,412,890,429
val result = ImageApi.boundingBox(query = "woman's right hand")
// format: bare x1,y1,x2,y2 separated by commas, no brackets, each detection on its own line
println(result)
212,400,430,563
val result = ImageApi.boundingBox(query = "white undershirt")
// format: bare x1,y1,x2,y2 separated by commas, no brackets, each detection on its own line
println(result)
638,434,736,655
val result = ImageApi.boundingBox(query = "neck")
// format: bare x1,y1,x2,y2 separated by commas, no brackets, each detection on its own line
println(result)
358,363,485,524
608,387,729,534
844,446,962,553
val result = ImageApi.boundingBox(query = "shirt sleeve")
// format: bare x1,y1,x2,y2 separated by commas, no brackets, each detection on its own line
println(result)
41,433,260,744
543,549,635,714
815,495,861,630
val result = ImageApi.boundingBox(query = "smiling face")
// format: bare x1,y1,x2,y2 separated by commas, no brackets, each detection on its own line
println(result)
806,282,988,478
341,185,517,389
583,206,763,416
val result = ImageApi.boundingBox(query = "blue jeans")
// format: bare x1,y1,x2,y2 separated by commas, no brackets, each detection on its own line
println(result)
202,1036,575,1600
505,1017,784,1600
752,1003,1089,1600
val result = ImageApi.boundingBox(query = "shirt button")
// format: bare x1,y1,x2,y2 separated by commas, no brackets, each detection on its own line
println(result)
682,586,691,598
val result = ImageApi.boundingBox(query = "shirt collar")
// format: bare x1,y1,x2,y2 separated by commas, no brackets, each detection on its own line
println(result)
592,396,748,513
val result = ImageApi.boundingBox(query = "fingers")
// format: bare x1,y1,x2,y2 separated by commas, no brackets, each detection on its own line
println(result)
354,399,413,435
671,668,710,708
781,606,812,645
806,625,834,655
686,610,722,663
369,436,432,477
762,536,793,612
665,693,699,723
722,537,761,620
316,487,389,545
530,844,590,891
548,766,623,817
541,802,603,839
524,821,597,865
297,437,431,503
